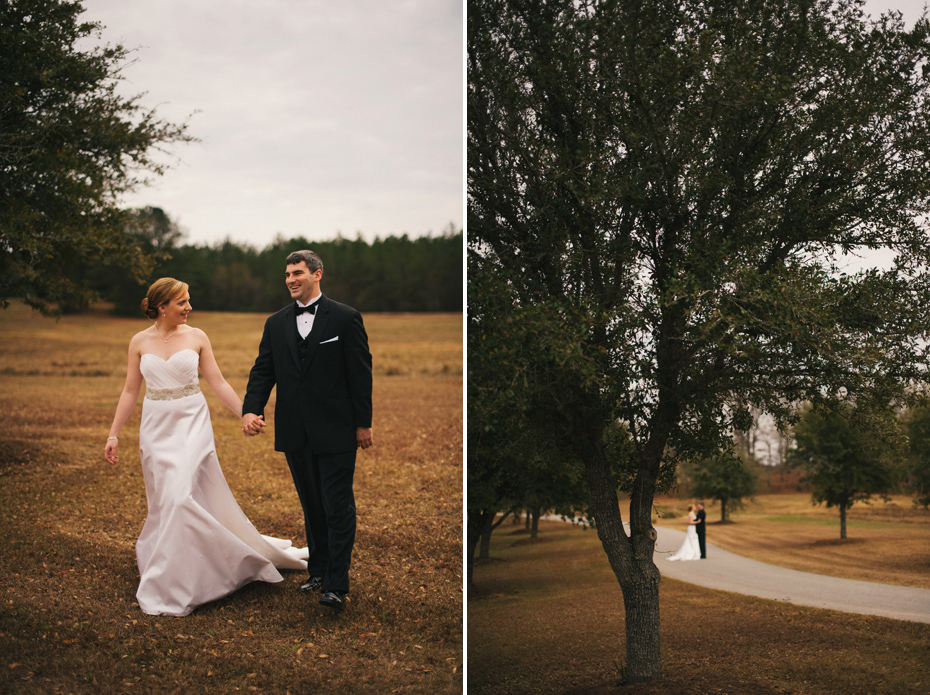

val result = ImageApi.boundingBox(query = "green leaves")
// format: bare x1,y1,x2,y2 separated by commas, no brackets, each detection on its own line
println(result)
790,404,898,512
0,0,194,315
469,0,930,499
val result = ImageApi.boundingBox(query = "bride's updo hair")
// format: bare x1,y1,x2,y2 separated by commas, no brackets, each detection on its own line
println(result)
141,278,189,320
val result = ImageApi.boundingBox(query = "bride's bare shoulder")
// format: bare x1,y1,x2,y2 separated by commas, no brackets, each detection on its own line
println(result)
129,327,156,347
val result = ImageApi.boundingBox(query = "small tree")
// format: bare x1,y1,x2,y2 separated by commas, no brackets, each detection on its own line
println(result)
685,452,759,522
100,207,185,315
790,405,897,538
902,406,930,509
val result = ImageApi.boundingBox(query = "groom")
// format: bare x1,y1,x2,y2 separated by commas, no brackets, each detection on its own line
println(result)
241,249,373,612
695,501,706,559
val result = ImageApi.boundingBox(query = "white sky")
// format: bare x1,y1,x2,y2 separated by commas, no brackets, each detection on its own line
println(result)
80,0,464,247
76,1,919,250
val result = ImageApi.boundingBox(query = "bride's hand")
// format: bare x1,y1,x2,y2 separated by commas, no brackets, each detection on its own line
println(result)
104,438,119,464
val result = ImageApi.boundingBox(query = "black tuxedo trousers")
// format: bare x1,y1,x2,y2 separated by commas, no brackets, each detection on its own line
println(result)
285,446,356,593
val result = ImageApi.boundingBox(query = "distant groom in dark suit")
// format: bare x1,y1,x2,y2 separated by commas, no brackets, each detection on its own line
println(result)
241,249,373,612
695,501,706,559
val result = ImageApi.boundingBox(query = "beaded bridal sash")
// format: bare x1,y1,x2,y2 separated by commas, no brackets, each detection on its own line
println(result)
145,382,202,401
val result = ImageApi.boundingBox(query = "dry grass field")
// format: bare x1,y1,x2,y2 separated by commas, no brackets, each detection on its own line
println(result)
469,496,930,695
0,301,463,694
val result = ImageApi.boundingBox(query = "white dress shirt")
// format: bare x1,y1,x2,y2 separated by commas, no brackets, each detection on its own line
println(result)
296,296,321,339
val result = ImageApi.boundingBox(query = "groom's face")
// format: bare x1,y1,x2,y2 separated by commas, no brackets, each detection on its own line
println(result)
286,261,322,304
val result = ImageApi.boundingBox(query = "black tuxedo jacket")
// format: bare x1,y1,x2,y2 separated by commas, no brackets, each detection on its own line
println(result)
695,509,706,535
242,295,373,454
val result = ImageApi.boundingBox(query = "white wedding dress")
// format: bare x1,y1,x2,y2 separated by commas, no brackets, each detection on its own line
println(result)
666,513,701,562
135,348,308,616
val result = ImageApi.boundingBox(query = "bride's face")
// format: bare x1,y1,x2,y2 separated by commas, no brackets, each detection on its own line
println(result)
161,292,192,325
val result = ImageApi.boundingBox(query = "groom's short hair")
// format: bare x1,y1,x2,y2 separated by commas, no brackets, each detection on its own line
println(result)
286,250,323,273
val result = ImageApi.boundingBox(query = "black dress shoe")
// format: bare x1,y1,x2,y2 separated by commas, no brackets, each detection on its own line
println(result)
319,591,346,612
298,576,324,593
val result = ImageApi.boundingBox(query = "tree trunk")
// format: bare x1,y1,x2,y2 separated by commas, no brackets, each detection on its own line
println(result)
839,502,847,540
466,514,480,586
720,498,727,522
478,511,494,559
529,506,541,538
582,437,662,682
476,508,515,559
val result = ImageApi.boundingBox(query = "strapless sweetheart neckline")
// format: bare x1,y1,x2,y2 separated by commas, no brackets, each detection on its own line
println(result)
141,348,198,361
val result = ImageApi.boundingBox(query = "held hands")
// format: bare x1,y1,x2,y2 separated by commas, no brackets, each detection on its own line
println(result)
356,427,373,450
241,413,266,436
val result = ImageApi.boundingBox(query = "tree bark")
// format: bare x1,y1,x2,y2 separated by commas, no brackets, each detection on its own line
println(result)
479,519,493,558
582,436,662,682
466,514,480,586
529,505,541,538
839,502,847,540
477,509,515,559
720,498,728,522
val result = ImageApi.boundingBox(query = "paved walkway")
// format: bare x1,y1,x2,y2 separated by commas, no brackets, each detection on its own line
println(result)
654,526,930,624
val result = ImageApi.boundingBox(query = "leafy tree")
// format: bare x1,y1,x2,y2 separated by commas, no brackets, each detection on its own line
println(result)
901,406,930,508
1,0,193,315
684,452,759,522
100,207,185,315
467,244,608,581
790,405,897,538
467,248,539,584
469,0,930,682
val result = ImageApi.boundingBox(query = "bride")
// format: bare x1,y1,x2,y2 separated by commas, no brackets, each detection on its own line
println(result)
666,504,701,562
104,278,308,616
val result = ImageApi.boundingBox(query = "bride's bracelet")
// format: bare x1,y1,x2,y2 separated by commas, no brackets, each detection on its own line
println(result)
107,437,118,442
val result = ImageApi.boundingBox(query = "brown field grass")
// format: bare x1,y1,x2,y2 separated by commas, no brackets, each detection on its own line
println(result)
469,518,930,695
0,302,463,694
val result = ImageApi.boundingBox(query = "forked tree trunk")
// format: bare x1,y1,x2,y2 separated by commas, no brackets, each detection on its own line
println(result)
477,509,514,559
583,441,663,682
469,509,516,585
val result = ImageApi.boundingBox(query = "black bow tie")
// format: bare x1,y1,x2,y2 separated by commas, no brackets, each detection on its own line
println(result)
295,303,317,316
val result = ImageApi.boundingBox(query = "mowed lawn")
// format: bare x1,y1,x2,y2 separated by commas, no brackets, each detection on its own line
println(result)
469,496,930,695
0,302,463,694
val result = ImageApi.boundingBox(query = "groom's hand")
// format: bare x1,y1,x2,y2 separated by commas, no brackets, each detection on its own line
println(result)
242,413,266,436
356,427,373,450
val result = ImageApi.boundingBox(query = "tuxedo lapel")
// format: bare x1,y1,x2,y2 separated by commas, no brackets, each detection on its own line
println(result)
282,304,302,369
300,295,330,376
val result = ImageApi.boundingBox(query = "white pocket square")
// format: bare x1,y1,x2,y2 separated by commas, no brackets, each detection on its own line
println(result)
320,336,339,344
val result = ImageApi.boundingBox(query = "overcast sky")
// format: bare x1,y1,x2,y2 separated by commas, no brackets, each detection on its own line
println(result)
78,1,921,251
80,0,463,248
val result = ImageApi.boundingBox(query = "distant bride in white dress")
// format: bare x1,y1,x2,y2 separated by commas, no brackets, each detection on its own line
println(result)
666,504,701,562
104,278,308,616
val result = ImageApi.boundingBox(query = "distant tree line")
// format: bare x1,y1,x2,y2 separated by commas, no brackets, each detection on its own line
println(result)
93,208,462,315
